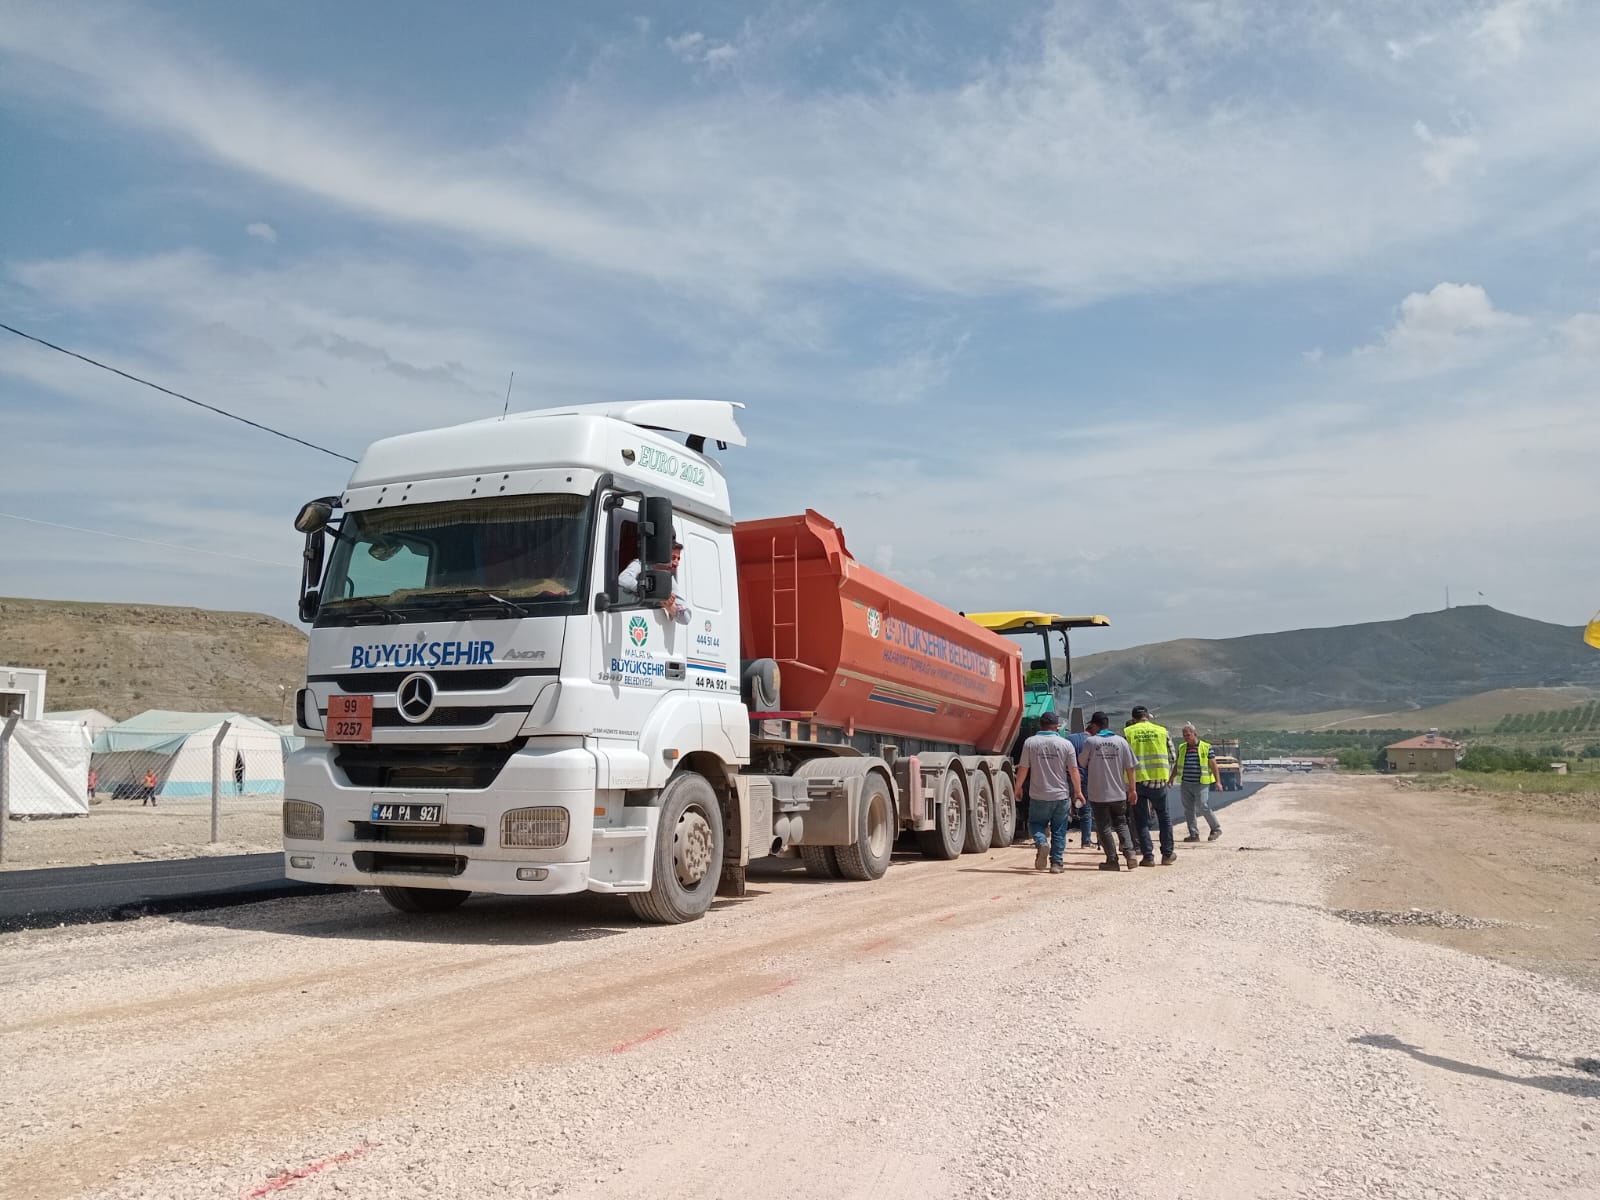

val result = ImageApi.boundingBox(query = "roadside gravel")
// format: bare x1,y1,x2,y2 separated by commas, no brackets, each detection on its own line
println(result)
1,778,1595,1199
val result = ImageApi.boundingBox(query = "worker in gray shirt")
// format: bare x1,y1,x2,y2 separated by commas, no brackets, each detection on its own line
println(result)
1077,710,1140,872
1014,710,1085,874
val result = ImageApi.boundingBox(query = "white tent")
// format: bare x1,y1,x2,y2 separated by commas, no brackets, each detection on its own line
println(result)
1,719,91,815
91,711,285,799
43,709,118,740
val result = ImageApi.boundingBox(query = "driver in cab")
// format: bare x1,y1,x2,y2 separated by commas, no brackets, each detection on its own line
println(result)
619,539,691,625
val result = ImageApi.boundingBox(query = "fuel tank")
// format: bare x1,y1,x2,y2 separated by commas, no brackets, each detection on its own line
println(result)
733,510,1023,754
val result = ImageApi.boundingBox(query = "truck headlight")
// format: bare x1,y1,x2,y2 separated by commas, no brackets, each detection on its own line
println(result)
501,806,569,849
283,800,324,840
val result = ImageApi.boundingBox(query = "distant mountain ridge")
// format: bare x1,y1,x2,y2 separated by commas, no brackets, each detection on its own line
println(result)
1074,606,1600,723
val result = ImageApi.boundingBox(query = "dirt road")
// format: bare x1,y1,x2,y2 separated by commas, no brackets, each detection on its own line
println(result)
1,778,1596,1199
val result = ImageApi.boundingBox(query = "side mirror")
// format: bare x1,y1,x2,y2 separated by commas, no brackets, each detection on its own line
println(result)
299,522,328,623
633,566,674,607
294,498,335,534
641,496,675,567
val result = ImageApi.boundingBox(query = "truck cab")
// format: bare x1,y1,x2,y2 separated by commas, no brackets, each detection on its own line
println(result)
284,400,752,923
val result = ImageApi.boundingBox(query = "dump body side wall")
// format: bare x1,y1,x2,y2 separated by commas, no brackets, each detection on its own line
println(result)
734,510,1022,753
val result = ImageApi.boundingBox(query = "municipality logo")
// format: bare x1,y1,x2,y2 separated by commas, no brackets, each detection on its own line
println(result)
866,608,882,639
628,616,650,647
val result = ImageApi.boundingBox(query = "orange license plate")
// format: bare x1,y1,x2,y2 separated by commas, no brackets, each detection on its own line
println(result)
326,694,373,743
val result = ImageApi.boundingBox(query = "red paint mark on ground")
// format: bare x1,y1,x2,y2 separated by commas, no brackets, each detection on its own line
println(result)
991,894,1002,900
611,1026,672,1053
937,913,958,922
245,1144,373,1197
760,977,799,996
860,936,894,952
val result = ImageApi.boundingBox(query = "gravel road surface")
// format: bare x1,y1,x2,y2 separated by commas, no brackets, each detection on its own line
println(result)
1,777,1595,1199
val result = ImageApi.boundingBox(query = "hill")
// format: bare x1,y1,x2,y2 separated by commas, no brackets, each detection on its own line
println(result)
1074,606,1600,727
0,597,307,722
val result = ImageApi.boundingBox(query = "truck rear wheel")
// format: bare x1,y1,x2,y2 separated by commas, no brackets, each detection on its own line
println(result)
833,773,894,881
377,886,471,914
799,845,844,878
963,770,994,854
629,773,725,924
990,772,1016,849
915,768,966,860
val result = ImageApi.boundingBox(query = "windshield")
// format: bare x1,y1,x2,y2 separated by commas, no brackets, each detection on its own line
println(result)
319,494,590,617
1001,628,1070,690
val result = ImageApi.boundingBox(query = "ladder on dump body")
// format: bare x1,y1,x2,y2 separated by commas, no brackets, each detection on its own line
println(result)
769,534,801,663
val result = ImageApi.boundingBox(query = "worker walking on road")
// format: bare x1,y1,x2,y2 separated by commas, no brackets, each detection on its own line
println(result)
1014,710,1085,874
1077,711,1139,871
1124,705,1177,866
1064,725,1094,848
1175,723,1223,843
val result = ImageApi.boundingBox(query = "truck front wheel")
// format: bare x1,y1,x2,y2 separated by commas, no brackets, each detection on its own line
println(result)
377,886,471,914
629,773,725,924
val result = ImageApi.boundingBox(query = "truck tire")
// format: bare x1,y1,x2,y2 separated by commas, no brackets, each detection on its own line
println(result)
629,773,725,924
799,845,844,878
833,772,894,881
377,886,470,914
963,769,994,854
915,768,966,860
990,771,1016,849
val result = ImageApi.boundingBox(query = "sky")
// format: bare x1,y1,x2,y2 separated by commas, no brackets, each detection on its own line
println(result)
2,0,1598,652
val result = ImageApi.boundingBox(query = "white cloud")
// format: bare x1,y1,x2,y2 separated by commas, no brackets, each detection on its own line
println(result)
1556,311,1600,355
1412,120,1479,186
2,2,1597,306
245,221,277,243
665,31,738,68
1473,0,1562,59
1357,282,1529,376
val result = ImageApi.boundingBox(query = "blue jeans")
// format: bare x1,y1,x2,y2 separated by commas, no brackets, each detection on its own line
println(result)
1132,784,1175,859
1078,801,1094,846
1028,798,1071,865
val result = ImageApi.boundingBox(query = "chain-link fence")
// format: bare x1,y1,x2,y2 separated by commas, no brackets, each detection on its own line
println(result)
1,706,292,870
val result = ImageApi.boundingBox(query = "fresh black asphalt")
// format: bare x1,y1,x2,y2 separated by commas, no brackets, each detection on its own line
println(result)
0,853,348,933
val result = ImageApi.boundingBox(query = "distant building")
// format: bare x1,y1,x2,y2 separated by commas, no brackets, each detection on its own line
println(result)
1383,732,1461,773
0,666,47,720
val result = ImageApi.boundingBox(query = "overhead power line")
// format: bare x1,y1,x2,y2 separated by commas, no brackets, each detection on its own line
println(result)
0,320,358,463
0,510,295,569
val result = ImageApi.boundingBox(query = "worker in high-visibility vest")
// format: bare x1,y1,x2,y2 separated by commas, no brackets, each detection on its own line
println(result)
1174,723,1223,843
1122,705,1176,865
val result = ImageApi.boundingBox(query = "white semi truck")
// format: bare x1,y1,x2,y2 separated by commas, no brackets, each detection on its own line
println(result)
284,401,1025,922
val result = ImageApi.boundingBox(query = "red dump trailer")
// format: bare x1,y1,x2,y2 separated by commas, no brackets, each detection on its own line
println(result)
734,510,1023,752
731,511,1026,878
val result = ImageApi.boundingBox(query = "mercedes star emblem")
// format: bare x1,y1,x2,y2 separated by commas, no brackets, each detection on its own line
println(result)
395,672,438,724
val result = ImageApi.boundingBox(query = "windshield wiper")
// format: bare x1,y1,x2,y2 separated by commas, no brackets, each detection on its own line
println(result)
416,588,532,617
326,596,402,624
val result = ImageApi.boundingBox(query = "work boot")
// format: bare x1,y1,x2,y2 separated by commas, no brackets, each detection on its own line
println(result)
1139,856,1156,868
1183,834,1200,843
1208,828,1222,841
1161,853,1176,866
1124,854,1139,870
1049,862,1065,874
1034,845,1049,871
1097,861,1121,872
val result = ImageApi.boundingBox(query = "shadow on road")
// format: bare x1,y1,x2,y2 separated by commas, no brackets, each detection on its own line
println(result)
1352,1033,1600,1098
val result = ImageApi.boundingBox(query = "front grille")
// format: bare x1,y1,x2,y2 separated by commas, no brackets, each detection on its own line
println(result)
351,821,485,846
352,851,466,877
315,669,531,694
334,740,524,790
369,706,504,730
